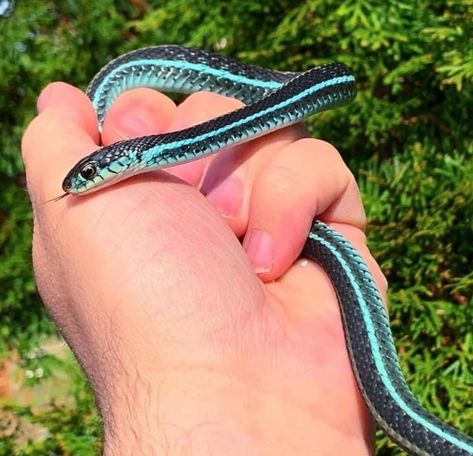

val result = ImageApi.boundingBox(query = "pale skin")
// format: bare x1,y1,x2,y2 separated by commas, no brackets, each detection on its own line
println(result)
22,82,387,455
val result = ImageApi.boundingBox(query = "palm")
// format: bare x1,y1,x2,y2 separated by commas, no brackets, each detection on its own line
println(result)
56,158,373,453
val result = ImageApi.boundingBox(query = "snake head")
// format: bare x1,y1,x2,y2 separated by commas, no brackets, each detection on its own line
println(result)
62,140,143,195
62,157,102,194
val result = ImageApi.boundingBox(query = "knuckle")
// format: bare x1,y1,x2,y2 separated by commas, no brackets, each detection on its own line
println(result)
314,139,341,156
291,138,347,170
260,164,301,196
309,139,348,171
289,137,353,187
319,141,348,171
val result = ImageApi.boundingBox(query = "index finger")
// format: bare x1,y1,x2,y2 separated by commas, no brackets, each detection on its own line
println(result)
22,82,100,204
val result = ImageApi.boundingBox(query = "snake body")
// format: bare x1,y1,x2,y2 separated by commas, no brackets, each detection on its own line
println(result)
62,46,473,455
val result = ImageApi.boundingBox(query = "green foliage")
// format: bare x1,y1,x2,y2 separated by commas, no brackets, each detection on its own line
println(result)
0,350,101,455
0,0,472,454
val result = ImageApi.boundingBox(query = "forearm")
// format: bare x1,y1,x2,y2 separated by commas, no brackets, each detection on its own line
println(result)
99,366,372,456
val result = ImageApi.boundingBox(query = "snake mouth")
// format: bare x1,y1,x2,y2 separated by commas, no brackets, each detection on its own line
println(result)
62,179,72,193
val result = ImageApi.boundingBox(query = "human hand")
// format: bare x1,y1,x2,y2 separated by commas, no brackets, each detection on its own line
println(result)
22,82,387,455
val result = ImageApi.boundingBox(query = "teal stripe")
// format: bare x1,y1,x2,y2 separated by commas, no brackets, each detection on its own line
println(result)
309,230,473,452
92,58,283,107
147,74,354,158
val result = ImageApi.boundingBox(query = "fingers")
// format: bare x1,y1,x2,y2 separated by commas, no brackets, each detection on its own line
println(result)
160,92,371,290
101,88,177,144
36,82,99,141
243,139,366,280
22,82,100,204
24,82,380,296
103,90,249,188
201,123,308,236
23,84,178,205
164,92,246,187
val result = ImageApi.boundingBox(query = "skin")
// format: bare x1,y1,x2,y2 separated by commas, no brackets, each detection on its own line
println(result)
22,82,387,455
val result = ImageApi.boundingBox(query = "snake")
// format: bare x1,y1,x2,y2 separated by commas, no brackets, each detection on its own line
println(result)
58,46,473,455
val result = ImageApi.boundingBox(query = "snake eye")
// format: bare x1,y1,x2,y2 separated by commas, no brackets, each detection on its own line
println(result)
79,162,98,180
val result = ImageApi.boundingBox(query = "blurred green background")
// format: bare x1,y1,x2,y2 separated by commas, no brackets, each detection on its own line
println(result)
0,0,472,454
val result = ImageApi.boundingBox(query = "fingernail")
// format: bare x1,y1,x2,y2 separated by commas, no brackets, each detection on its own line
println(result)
118,113,156,137
244,230,273,274
206,176,242,218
